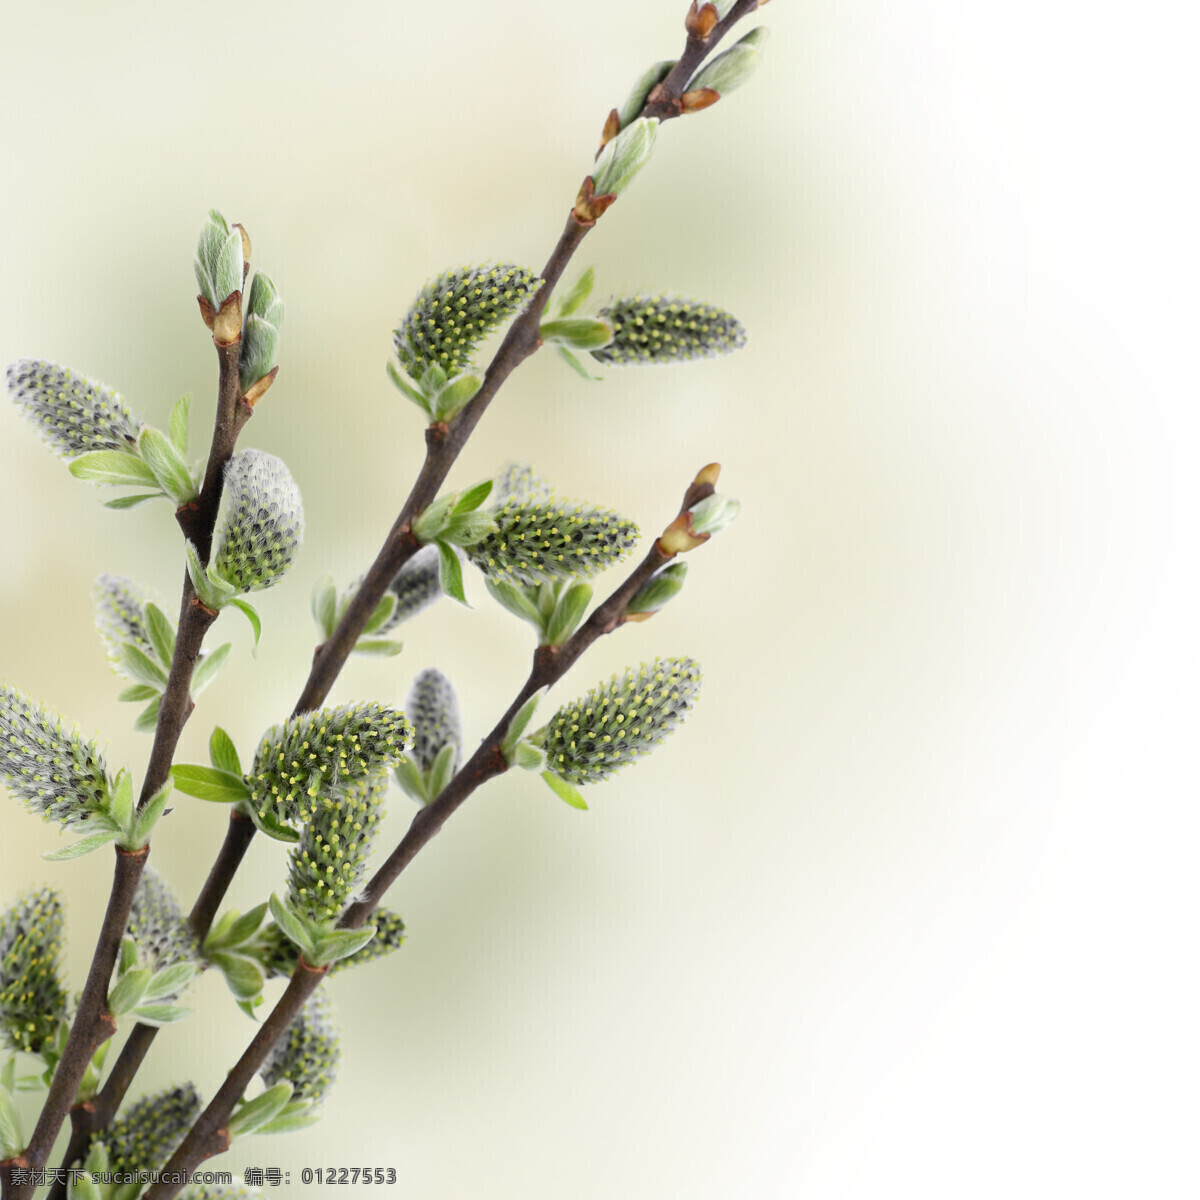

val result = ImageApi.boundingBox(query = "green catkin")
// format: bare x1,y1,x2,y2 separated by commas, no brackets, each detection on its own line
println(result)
286,775,388,925
259,990,341,1106
125,868,200,978
5,359,143,458
405,669,462,775
0,888,68,1054
467,497,639,587
0,684,109,827
344,544,443,637
492,461,550,507
590,295,746,366
545,657,702,785
393,264,543,381
249,702,411,827
101,1083,202,1176
210,449,305,593
92,574,158,669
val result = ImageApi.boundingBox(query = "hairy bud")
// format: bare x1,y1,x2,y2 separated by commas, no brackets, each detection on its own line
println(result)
194,209,244,311
687,27,769,98
591,295,747,366
101,1083,202,1176
617,60,675,129
260,990,341,1106
0,684,110,827
406,669,462,775
287,775,387,924
249,702,411,827
544,657,702,786
6,359,142,459
492,461,551,507
589,117,659,201
239,272,285,396
125,868,201,976
467,497,639,587
393,264,543,383
211,449,305,594
92,574,157,669
0,888,68,1054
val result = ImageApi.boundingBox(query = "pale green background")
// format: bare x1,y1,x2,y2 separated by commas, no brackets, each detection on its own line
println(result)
1,2,1196,1197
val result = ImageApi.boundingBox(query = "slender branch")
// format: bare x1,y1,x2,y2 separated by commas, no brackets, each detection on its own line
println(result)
3,340,251,1200
74,6,758,1191
143,469,708,1198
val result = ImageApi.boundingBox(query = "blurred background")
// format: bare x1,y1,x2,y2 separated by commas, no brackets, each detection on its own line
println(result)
1,1,1196,1196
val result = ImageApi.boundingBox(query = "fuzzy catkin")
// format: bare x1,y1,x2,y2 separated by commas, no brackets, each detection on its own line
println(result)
286,775,387,924
249,702,411,827
5,359,142,458
545,657,702,785
467,497,639,587
393,264,542,381
259,990,341,1106
0,888,68,1054
0,684,109,827
211,449,305,593
92,574,158,668
590,295,746,365
405,669,462,774
101,1083,202,1176
125,867,200,976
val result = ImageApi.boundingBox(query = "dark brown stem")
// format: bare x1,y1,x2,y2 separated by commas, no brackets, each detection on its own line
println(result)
140,471,703,1195
7,341,250,1200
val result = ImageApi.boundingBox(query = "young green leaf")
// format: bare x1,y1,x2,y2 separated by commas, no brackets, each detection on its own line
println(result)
126,1003,191,1025
102,491,163,509
143,602,176,667
142,962,199,1004
386,360,431,414
309,925,377,968
485,578,544,630
131,780,173,847
352,638,404,657
107,769,135,841
0,1081,24,1160
229,597,262,652
437,541,467,605
107,967,152,1017
394,757,428,804
118,643,168,689
169,394,191,455
139,427,198,504
42,830,117,862
209,726,242,776
541,771,588,810
453,479,494,514
501,690,544,755
311,574,338,640
68,449,159,488
512,742,546,771
132,696,162,734
557,346,603,382
431,372,482,423
227,1081,294,1139
539,317,614,351
192,642,233,694
545,582,593,646
171,765,250,805
427,741,457,800
116,684,160,703
553,266,596,317
268,895,318,961
361,592,398,636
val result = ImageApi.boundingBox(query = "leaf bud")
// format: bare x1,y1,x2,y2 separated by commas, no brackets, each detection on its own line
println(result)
687,27,769,98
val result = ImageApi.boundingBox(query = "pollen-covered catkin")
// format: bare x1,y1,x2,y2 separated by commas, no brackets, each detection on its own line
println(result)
0,888,68,1054
590,295,746,365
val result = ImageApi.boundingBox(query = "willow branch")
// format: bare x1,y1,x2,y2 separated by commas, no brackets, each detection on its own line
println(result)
2,341,251,1200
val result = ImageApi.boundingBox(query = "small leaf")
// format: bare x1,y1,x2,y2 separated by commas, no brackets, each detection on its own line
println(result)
386,360,431,415
246,803,300,844
143,602,177,667
139,427,198,504
192,642,232,695
310,924,377,967
170,764,250,805
268,894,318,960
103,492,163,510
68,450,159,488
206,951,264,1002
257,1099,321,1135
229,597,262,652
209,726,242,776
118,642,169,688
437,541,467,605
107,967,151,1017
108,769,135,841
116,684,160,703
310,575,337,640
427,741,456,800
352,638,404,657
169,394,191,455
224,901,269,947
141,961,198,1003
126,1003,190,1025
131,780,172,846
557,346,603,382
545,582,593,646
120,937,139,976
554,266,595,317
361,592,398,636
485,578,544,630
227,1082,294,1139
452,479,494,514
185,540,221,610
132,696,162,733
0,1083,25,1162
539,317,614,351
502,691,545,754
442,509,496,548
394,757,428,804
431,372,482,423
43,830,118,862
512,741,546,771
541,771,589,810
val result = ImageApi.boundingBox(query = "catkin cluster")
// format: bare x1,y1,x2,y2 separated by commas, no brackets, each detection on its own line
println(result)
0,888,68,1054
591,295,746,365
259,990,342,1106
